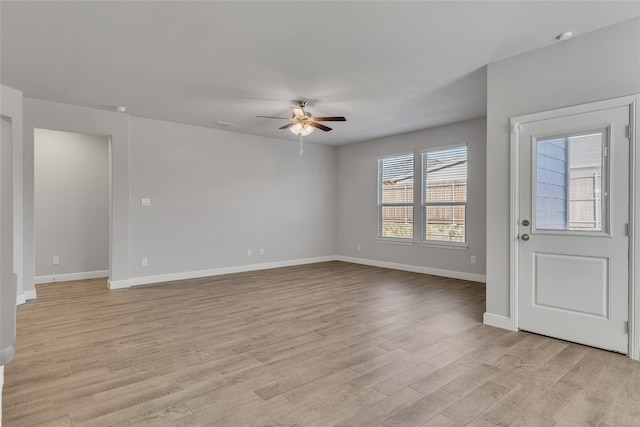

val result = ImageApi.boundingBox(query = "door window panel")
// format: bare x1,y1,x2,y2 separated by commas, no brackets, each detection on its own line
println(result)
535,131,605,232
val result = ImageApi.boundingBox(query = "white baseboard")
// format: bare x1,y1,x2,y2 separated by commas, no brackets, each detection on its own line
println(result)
483,312,515,331
335,256,486,283
125,256,337,288
109,255,485,290
16,290,37,306
35,270,109,285
108,278,130,290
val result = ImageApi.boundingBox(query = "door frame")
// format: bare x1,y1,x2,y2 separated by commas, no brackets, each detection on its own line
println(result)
509,94,639,360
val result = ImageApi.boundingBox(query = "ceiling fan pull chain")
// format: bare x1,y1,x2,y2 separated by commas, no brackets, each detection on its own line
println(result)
299,135,304,156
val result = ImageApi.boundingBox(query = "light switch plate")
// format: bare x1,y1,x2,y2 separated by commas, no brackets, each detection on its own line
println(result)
141,198,151,206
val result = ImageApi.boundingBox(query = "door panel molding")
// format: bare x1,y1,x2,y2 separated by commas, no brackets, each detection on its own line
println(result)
509,94,639,360
533,252,609,319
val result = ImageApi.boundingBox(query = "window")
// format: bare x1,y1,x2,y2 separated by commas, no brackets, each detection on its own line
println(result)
422,146,467,243
536,131,605,232
378,153,414,239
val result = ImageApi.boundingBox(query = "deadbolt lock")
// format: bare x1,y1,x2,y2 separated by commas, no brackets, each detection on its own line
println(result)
522,219,530,227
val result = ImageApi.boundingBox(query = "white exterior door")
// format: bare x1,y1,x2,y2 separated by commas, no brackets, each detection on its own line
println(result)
517,105,630,353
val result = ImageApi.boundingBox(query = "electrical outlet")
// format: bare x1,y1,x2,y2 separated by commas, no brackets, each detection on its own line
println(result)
260,248,264,255
247,249,252,256
141,198,151,207
141,258,148,267
52,256,60,265
470,256,477,264
357,244,361,251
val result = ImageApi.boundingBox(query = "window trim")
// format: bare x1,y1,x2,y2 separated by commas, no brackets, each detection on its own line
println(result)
420,144,468,245
377,151,416,242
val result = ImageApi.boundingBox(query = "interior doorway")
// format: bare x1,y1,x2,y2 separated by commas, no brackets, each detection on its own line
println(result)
34,129,111,285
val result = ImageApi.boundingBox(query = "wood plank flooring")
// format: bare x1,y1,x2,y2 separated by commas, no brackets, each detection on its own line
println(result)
3,261,639,426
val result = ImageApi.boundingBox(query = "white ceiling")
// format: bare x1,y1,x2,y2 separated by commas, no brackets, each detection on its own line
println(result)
2,1,639,146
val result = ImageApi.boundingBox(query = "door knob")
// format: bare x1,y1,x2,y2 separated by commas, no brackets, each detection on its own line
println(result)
521,234,530,241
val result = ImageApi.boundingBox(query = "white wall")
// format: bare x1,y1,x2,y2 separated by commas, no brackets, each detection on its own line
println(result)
1,86,23,306
21,100,337,290
1,86,22,415
336,118,486,281
128,117,337,281
34,129,109,281
485,18,640,323
1,116,16,365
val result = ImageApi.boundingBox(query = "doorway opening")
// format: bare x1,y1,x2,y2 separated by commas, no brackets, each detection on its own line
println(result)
34,129,111,285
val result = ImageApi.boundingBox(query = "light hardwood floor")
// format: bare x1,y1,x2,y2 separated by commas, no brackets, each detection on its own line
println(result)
3,261,639,426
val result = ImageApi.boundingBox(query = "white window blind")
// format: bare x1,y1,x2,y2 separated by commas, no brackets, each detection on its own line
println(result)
378,153,414,239
422,146,467,243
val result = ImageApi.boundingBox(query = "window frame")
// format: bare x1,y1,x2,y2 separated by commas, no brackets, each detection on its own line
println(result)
420,144,468,248
377,151,416,243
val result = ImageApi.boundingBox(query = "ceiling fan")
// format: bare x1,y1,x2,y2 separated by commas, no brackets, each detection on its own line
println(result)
257,101,346,133
257,101,346,154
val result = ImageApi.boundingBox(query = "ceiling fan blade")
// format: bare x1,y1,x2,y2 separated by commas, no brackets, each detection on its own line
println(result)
257,115,290,119
292,107,305,118
312,117,347,122
279,122,295,130
309,122,332,132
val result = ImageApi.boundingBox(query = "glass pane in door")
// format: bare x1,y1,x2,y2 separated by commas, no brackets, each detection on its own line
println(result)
536,131,604,232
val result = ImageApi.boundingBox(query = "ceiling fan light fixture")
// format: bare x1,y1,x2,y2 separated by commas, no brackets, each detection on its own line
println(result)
290,122,314,136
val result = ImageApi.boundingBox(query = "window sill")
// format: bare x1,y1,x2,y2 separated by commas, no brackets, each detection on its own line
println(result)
376,238,415,246
419,241,468,250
